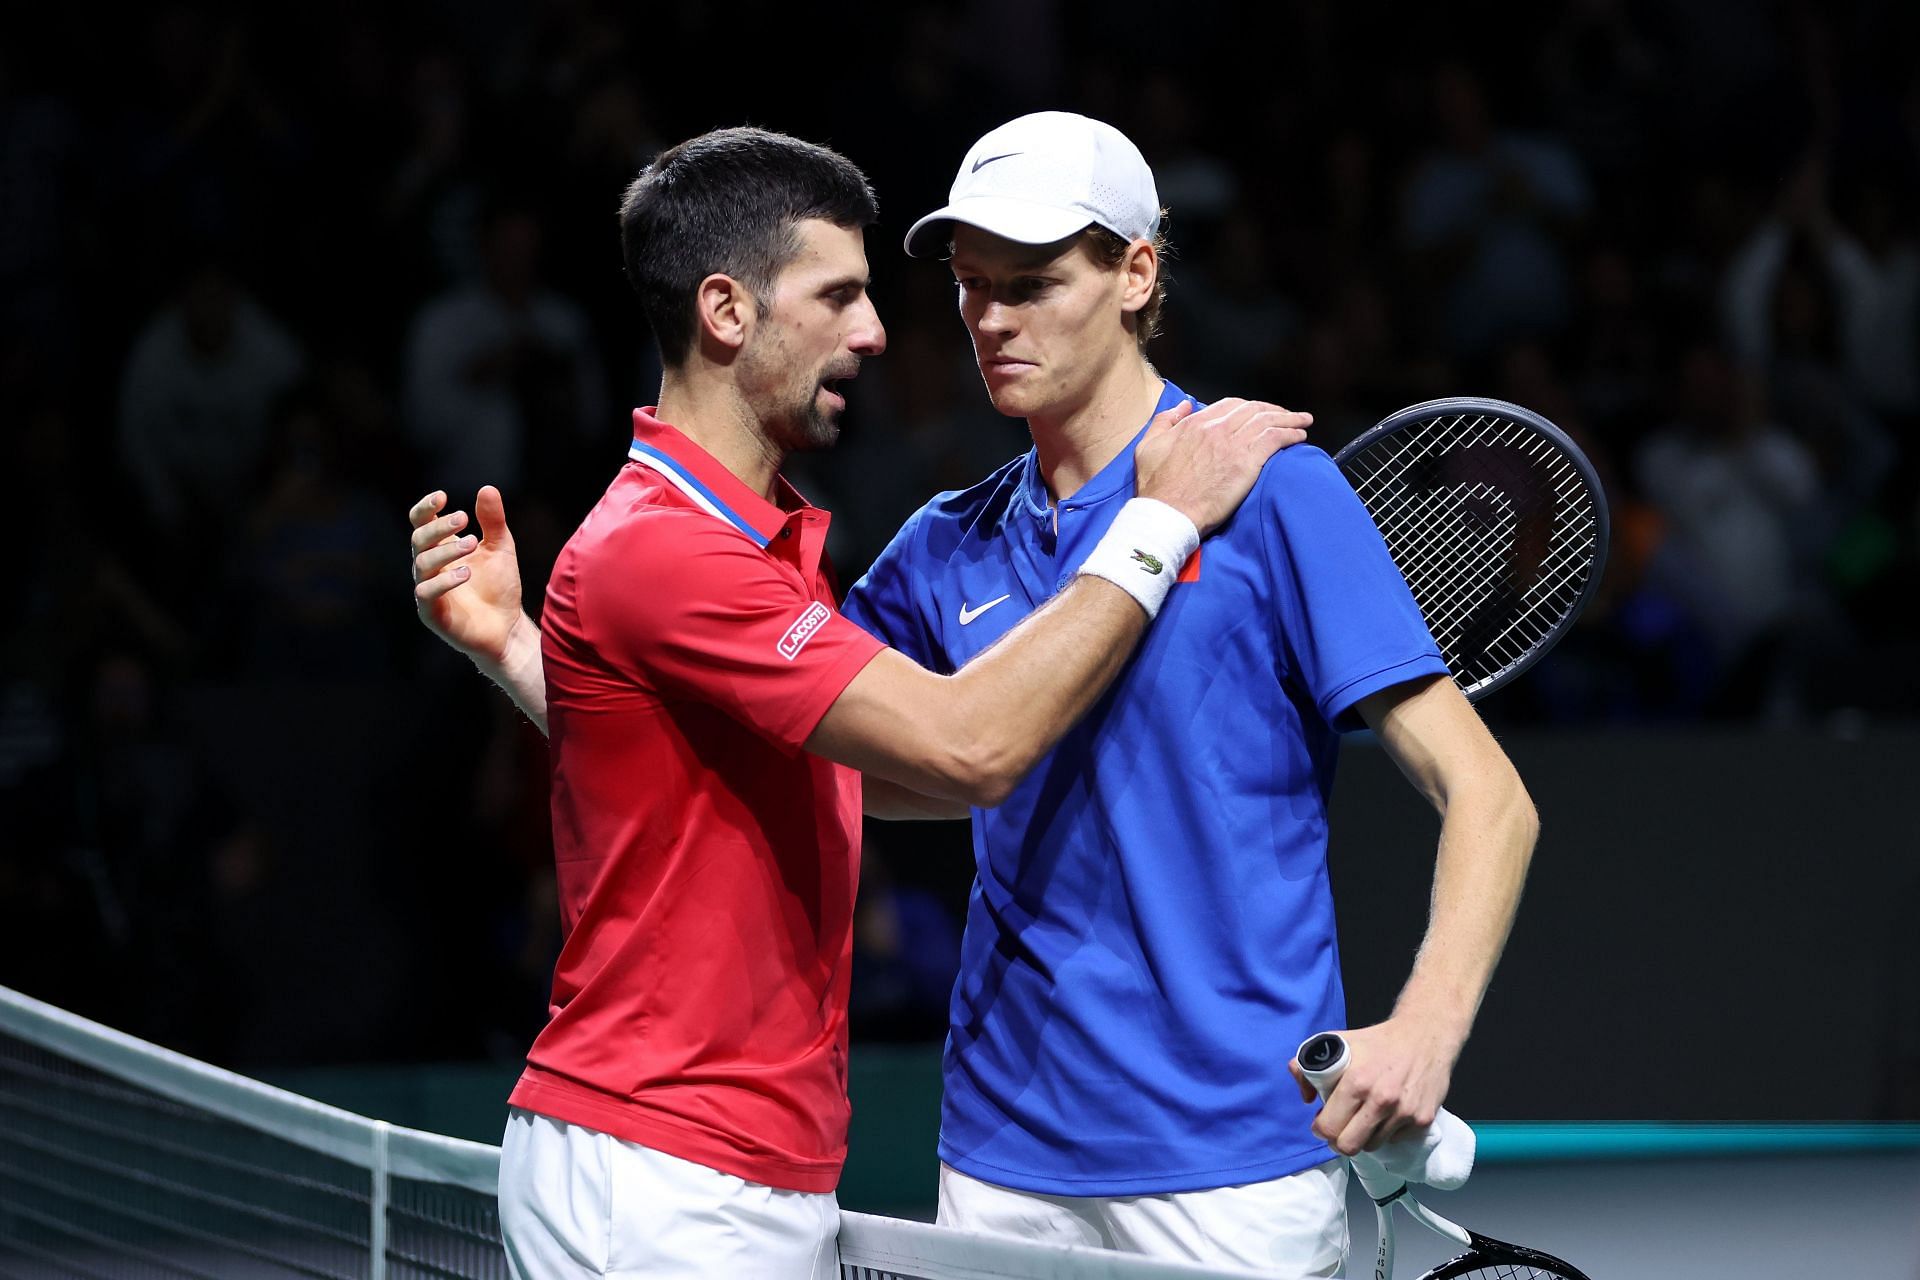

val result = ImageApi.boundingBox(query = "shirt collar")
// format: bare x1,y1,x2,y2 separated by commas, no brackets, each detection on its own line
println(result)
1018,379,1193,519
627,408,810,547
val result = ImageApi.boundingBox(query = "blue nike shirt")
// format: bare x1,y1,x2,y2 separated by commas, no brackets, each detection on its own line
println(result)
841,381,1449,1196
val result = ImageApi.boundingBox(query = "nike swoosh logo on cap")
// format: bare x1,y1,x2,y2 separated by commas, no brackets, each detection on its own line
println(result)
970,152,1022,173
958,594,1012,624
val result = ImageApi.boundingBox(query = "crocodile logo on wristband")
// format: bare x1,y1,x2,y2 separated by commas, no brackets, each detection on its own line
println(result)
1130,549,1165,575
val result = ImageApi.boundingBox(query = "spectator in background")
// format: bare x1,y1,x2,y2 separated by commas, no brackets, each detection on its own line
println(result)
1654,171,1757,321
1,646,263,1056
1534,0,1665,184
1755,239,1895,519
1402,63,1591,359
1723,153,1920,431
1827,179,1920,427
110,8,307,297
849,844,962,1044
557,71,667,412
1293,319,1372,455
1635,343,1829,714
1568,245,1661,442
1134,71,1238,224
402,202,606,504
383,51,481,294
1171,205,1298,393
1288,129,1390,307
240,387,398,679
0,40,82,376
117,262,306,540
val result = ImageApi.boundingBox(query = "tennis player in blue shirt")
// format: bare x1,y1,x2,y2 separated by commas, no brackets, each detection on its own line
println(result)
410,112,1538,1276
835,112,1536,1275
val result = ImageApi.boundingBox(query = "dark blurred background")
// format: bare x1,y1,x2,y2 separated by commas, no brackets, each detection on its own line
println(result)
3,0,1917,1138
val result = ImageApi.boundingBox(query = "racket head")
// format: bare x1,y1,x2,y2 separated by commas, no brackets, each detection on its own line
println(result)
1420,1229,1595,1280
1334,397,1610,702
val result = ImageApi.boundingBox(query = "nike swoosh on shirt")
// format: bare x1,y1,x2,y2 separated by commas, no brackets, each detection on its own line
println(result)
970,152,1022,173
958,595,1012,624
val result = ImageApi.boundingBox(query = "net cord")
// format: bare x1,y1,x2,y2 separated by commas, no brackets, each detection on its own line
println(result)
0,984,498,1196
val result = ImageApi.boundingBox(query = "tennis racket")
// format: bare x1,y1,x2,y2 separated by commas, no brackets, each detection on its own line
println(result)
1297,1032,1592,1280
1333,399,1609,702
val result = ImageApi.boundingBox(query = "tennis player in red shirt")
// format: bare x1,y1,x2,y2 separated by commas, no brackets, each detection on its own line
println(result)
408,127,1308,1278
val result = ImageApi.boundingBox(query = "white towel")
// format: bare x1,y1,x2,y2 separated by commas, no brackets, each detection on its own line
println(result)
1350,1106,1476,1192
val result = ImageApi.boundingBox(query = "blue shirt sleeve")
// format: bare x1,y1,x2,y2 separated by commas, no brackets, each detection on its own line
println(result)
840,509,946,671
1256,446,1450,730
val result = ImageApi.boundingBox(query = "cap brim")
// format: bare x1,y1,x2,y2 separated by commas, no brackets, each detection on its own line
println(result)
903,197,1095,259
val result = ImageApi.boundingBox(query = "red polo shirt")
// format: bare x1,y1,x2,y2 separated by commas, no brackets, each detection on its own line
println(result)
508,409,885,1193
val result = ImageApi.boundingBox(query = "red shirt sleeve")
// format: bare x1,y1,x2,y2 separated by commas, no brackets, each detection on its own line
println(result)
576,509,885,751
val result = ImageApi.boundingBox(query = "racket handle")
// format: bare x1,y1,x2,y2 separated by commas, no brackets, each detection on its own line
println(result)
1295,1030,1408,1202
1294,1030,1479,1198
1297,1031,1350,1097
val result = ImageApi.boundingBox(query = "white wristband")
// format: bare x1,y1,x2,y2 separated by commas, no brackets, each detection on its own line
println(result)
1076,498,1200,619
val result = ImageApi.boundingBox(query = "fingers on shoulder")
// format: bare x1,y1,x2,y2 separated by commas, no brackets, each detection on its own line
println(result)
1145,399,1196,434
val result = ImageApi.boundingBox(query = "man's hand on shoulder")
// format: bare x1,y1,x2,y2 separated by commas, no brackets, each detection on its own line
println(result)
1134,398,1312,536
1288,1013,1465,1157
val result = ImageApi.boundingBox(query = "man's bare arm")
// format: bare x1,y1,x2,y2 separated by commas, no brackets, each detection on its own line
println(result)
803,399,1306,805
863,776,972,820
1296,673,1538,1156
406,493,1148,795
806,575,1146,806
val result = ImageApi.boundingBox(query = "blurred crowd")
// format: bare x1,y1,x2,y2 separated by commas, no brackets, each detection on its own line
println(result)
3,0,1917,1067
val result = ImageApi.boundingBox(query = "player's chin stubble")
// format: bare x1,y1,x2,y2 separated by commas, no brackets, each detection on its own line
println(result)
770,390,841,453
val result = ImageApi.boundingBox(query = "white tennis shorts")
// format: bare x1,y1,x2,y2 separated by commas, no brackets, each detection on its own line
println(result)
498,1108,839,1279
937,1158,1348,1276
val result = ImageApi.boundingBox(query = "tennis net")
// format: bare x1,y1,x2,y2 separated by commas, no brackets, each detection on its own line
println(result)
0,986,1266,1279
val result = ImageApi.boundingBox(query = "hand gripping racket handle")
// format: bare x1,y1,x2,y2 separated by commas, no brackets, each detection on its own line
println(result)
1296,1032,1409,1203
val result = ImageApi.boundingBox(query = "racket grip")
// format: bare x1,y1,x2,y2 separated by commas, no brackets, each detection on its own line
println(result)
1296,1031,1350,1098
1294,1029,1478,1197
1296,1031,1408,1202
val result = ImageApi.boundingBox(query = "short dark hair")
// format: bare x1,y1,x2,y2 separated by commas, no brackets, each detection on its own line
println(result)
618,127,879,366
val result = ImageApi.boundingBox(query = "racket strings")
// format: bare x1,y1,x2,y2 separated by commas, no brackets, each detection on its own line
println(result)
1341,411,1601,695
1451,1265,1571,1280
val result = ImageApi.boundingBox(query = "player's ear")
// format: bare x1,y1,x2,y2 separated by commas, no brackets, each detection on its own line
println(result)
694,273,756,357
1118,237,1157,316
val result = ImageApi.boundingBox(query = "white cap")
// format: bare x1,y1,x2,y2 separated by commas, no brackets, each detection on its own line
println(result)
904,111,1161,259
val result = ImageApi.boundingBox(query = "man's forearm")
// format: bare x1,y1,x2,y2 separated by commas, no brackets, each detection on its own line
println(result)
477,614,548,735
1392,774,1537,1041
863,775,972,821
1358,677,1539,1048
1308,678,1537,1151
813,574,1154,807
809,489,1209,808
938,575,1150,800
